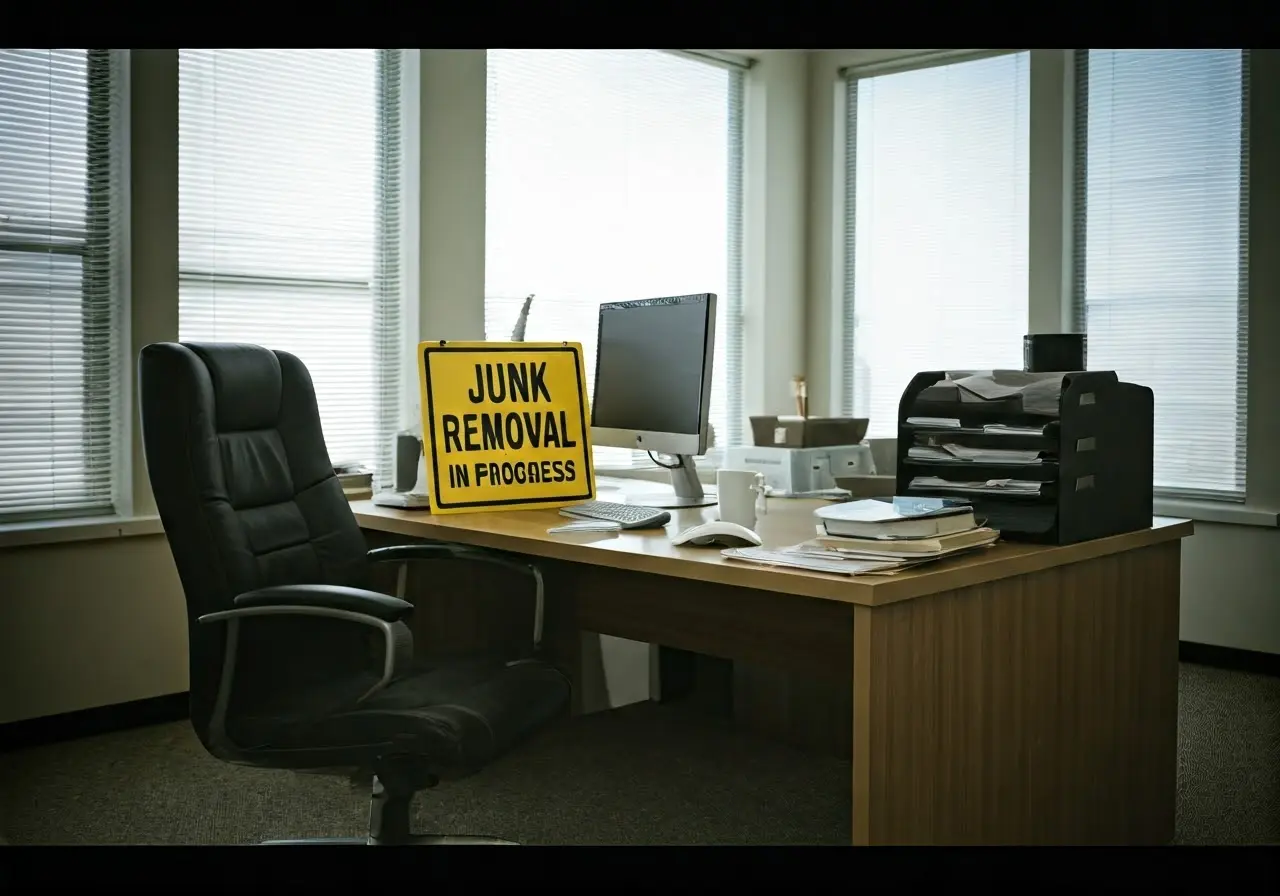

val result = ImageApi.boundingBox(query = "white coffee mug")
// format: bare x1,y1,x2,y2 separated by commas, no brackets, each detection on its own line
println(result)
717,469,766,530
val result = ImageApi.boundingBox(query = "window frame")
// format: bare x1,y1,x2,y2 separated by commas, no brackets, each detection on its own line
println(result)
480,49,749,474
0,48,132,525
836,48,1033,432
1069,48,1251,505
827,48,1276,526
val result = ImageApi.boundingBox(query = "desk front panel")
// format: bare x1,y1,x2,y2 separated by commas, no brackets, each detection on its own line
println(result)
362,521,1183,845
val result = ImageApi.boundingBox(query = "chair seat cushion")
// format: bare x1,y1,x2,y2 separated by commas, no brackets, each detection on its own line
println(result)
237,653,571,776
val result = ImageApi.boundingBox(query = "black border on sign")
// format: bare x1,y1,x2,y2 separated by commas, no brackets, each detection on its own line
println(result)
422,344,594,510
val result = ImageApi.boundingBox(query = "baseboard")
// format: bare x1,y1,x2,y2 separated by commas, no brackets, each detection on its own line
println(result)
0,692,189,753
0,644,1264,752
1180,641,1280,677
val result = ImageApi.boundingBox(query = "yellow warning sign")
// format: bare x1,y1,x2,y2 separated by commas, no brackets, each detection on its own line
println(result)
417,341,596,514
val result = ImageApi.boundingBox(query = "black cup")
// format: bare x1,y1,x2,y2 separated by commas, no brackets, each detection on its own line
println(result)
1024,333,1086,373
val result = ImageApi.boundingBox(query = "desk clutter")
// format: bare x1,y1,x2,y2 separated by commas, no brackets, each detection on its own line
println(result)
722,496,999,576
334,462,374,501
372,432,431,509
896,369,1154,545
739,402,875,498
748,412,868,449
724,445,874,498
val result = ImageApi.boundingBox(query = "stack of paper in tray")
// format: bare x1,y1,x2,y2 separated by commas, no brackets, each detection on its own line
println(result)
722,496,1000,576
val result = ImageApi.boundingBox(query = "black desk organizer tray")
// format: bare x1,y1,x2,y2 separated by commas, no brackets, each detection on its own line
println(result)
894,370,1154,545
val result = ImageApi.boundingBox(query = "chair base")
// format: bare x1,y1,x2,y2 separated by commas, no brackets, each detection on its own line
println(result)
261,770,522,845
261,835,518,846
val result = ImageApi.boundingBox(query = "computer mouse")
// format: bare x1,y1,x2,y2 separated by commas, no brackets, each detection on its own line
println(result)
670,521,762,548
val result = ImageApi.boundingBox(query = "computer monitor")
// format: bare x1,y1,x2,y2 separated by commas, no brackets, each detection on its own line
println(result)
590,293,718,509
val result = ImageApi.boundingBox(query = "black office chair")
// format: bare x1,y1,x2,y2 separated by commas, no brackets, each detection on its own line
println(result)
138,342,571,845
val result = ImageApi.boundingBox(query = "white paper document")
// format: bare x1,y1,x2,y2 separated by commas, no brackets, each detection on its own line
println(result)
908,443,1043,465
909,476,1042,496
983,423,1046,436
906,416,961,429
721,547,901,576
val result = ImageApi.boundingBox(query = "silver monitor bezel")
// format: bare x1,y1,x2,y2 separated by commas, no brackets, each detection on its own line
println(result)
589,292,717,457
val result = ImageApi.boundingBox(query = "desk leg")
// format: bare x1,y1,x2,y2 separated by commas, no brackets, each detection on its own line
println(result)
851,542,1181,845
851,605,873,846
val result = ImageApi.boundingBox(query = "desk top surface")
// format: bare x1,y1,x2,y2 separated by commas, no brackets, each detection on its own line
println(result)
353,479,1192,607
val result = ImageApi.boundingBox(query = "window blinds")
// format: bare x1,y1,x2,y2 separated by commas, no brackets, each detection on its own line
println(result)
0,49,126,522
484,49,745,469
843,52,1031,439
1074,49,1249,500
178,49,404,486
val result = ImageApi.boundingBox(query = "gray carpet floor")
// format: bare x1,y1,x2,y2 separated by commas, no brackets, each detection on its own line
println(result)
1,662,1276,845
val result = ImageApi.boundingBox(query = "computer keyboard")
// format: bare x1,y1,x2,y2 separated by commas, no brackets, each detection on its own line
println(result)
559,500,671,530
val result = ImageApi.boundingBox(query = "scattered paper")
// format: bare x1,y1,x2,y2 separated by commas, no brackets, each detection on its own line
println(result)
909,476,1042,496
908,443,1043,465
721,547,900,576
983,423,1046,436
907,416,961,428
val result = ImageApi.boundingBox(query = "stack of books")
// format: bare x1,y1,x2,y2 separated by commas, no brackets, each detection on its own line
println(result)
722,496,1000,576
334,462,374,501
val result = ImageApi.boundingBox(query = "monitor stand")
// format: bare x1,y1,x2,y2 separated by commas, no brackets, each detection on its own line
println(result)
628,454,718,509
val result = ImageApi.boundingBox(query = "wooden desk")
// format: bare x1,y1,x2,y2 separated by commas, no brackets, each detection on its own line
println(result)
353,495,1192,845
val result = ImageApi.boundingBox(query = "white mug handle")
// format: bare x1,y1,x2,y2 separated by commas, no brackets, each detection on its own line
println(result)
751,473,768,517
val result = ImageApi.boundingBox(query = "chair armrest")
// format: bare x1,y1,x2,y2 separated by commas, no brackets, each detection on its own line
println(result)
368,543,527,576
194,587,415,755
367,543,545,649
231,584,412,622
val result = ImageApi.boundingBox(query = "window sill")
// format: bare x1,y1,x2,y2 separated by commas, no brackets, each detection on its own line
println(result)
1152,498,1280,529
0,514,165,550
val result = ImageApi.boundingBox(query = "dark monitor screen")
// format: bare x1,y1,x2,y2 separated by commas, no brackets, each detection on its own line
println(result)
591,294,712,436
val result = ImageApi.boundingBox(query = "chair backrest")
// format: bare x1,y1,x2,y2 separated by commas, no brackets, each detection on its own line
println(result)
138,342,372,741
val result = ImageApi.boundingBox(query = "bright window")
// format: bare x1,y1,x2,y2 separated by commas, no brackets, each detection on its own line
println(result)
178,49,405,484
0,49,127,521
843,52,1031,438
484,49,745,468
1075,49,1249,500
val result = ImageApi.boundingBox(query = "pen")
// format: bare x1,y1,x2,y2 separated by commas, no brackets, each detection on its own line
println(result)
792,375,808,418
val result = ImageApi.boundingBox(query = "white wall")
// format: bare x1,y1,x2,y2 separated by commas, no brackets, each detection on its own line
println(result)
417,50,488,344
741,51,810,418
0,535,187,724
